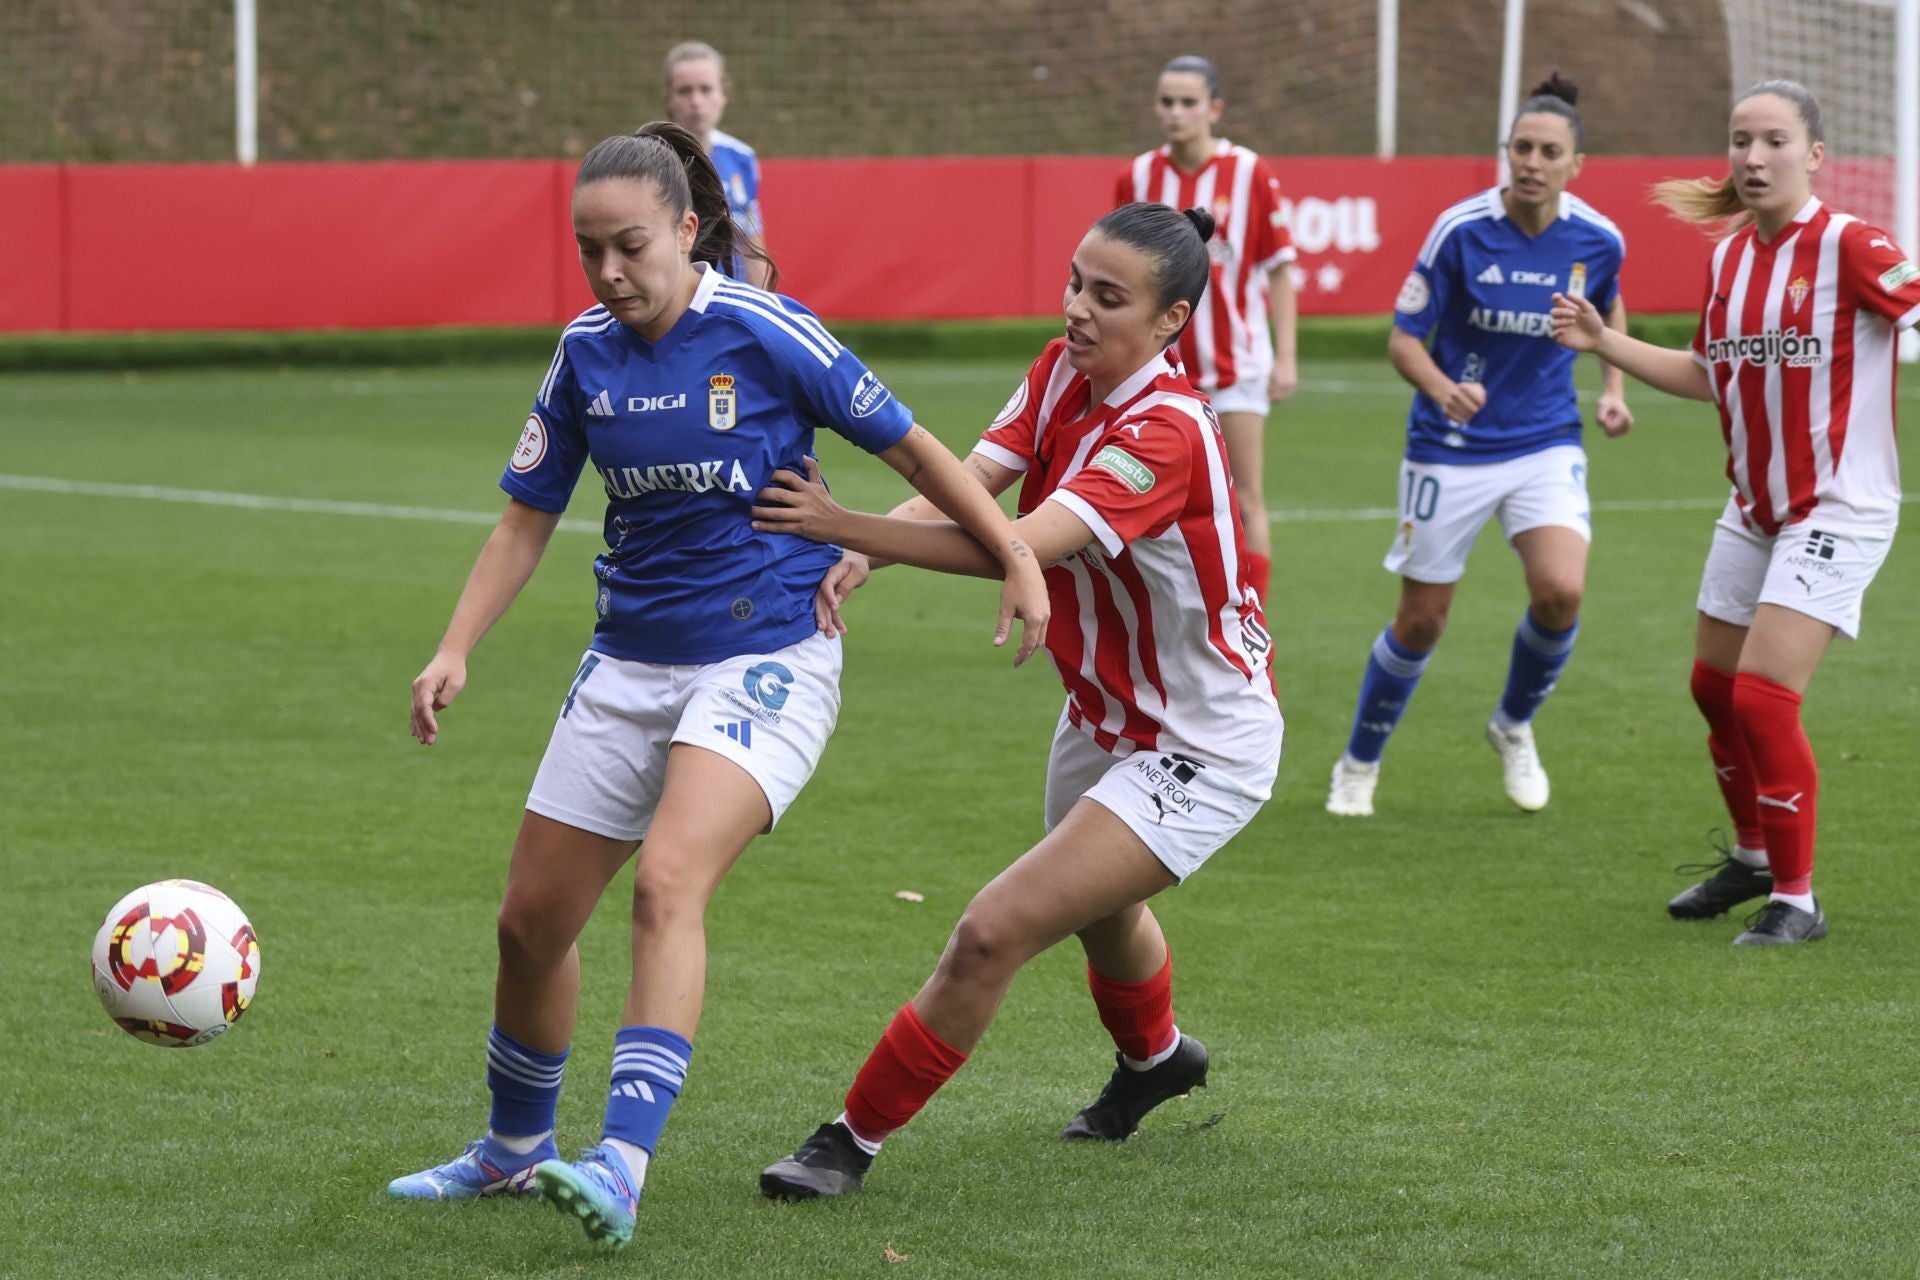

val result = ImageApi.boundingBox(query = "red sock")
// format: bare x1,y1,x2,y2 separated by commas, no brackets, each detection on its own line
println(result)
1689,660,1766,849
1244,551,1272,601
1731,672,1818,895
842,1003,968,1144
1087,950,1176,1062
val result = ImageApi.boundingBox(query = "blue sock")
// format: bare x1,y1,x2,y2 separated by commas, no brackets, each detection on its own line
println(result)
1498,610,1579,725
603,1026,693,1156
1345,626,1431,764
486,1025,568,1139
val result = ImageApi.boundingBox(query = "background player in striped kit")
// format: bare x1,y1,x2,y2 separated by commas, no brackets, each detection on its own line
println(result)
751,203,1281,1199
1118,54,1297,603
1553,80,1920,945
386,122,1048,1247
661,41,769,286
1326,73,1633,819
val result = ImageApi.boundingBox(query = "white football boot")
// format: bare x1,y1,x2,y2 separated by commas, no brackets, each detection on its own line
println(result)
1484,717,1549,812
1326,756,1380,817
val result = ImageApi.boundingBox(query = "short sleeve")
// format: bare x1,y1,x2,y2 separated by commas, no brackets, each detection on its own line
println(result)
1049,414,1195,556
974,354,1049,473
1841,222,1920,329
1247,159,1297,271
500,337,591,512
775,305,913,453
1393,218,1453,341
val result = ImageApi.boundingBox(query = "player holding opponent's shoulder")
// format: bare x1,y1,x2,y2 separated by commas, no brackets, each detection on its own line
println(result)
386,122,1045,1250
1119,53,1298,603
751,203,1281,1200
1327,72,1632,818
1553,80,1920,945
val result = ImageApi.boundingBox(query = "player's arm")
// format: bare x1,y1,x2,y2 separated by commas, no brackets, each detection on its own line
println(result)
1593,295,1636,437
1388,326,1484,424
1267,263,1299,403
1551,292,1713,402
411,498,564,744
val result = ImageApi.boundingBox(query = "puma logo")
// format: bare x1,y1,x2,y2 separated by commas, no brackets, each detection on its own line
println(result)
1756,792,1804,813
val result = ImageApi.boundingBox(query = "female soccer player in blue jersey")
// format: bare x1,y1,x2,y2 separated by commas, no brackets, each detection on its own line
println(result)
662,40,768,285
1326,73,1633,818
386,121,1047,1251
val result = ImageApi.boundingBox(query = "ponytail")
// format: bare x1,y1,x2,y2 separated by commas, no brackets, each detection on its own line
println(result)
575,121,778,287
1653,79,1824,240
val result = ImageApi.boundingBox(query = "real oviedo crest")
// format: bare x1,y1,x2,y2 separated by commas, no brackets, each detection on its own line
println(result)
708,373,738,430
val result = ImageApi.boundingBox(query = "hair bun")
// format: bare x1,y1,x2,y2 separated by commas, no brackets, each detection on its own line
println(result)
1529,69,1578,105
1182,206,1217,242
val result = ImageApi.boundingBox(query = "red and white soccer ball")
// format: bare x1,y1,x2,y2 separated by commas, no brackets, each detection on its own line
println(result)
91,879,261,1047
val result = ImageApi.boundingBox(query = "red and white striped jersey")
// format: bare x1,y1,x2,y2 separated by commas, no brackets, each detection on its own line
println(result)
1118,142,1296,395
973,339,1280,762
1690,197,1920,535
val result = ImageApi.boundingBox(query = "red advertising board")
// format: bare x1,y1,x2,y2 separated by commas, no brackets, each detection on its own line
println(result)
0,154,1735,332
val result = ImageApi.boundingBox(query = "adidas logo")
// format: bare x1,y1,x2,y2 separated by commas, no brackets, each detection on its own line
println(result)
586,389,614,418
715,719,752,747
1476,263,1505,285
611,1080,657,1102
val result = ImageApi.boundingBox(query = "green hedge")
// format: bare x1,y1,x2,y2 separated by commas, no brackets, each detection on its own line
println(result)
0,314,1703,373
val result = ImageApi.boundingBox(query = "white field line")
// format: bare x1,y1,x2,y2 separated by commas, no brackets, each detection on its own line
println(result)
8,471,1912,530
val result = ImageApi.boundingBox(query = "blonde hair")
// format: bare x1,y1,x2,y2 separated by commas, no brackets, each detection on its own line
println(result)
663,40,727,88
1652,79,1825,237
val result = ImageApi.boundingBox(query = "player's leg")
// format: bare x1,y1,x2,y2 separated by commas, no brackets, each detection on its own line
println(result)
762,801,1177,1199
1217,407,1272,597
534,744,768,1244
1329,458,1486,815
1483,448,1592,811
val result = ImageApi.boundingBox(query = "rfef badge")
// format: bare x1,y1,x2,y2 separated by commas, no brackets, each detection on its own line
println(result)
708,373,737,430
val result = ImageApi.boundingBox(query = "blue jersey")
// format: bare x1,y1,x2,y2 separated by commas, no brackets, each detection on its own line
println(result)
1393,188,1625,464
502,264,913,665
709,129,763,280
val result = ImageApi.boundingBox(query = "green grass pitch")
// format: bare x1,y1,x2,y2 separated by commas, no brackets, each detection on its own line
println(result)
2,347,1918,1278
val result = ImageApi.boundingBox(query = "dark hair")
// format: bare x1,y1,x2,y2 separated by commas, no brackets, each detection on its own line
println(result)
574,121,776,287
1091,203,1216,345
1511,70,1584,149
1652,79,1824,236
1159,54,1223,101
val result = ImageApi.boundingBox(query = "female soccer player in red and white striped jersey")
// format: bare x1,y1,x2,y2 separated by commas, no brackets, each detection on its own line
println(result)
1553,81,1920,946
1119,54,1298,602
750,203,1282,1196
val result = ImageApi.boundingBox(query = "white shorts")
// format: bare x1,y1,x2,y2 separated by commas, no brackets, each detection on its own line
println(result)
1041,705,1281,883
1208,376,1271,418
525,632,843,841
1695,497,1894,641
1383,444,1590,584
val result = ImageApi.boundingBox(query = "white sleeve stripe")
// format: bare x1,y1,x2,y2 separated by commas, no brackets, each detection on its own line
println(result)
1419,208,1491,267
709,295,836,368
1047,489,1124,557
1568,206,1626,248
1896,299,1920,331
714,282,842,354
971,440,1031,471
537,340,568,409
1416,196,1492,263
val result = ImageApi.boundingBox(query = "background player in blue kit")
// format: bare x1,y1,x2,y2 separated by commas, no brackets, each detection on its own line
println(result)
1326,74,1633,818
387,121,1047,1250
662,41,769,286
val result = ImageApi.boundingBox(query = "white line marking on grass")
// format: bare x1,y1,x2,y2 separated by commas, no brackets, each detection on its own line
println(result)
4,473,1913,530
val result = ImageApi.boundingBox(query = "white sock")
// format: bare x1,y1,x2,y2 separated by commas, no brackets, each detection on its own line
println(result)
1122,1027,1181,1072
1490,708,1525,735
603,1137,651,1187
834,1112,883,1156
1732,845,1769,870
489,1128,551,1155
1770,890,1816,913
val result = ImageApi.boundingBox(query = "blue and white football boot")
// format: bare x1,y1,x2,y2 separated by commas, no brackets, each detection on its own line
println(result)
387,1134,557,1200
534,1143,639,1248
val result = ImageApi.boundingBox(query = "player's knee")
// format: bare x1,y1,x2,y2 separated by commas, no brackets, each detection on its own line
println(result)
1393,609,1448,652
497,900,569,969
629,858,710,933
1529,582,1583,631
1234,479,1265,517
938,908,1023,988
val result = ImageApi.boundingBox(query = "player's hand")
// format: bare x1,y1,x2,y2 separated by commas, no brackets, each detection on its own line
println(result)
410,651,467,745
814,551,870,636
1596,390,1635,437
1550,291,1605,353
1267,359,1299,405
996,550,1049,667
1439,380,1486,424
751,456,845,542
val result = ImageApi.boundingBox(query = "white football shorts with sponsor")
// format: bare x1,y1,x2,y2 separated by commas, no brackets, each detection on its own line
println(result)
525,632,842,841
1208,376,1272,419
1042,704,1282,883
1696,496,1895,641
1384,443,1590,583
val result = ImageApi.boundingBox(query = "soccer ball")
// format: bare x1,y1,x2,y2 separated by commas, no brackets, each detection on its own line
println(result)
91,879,261,1047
